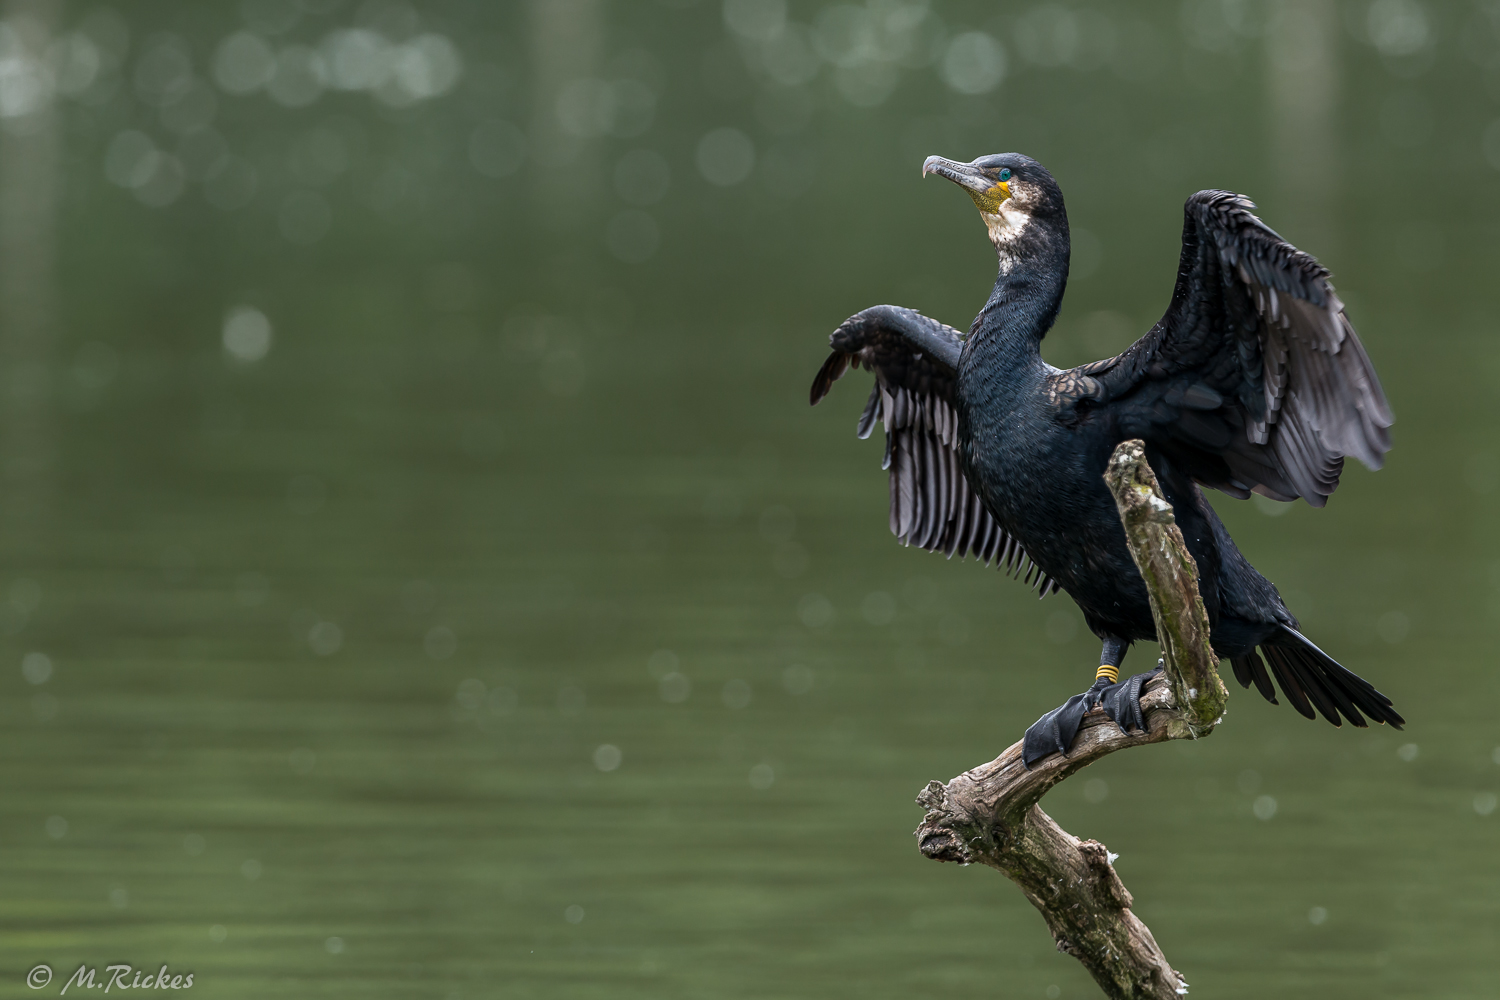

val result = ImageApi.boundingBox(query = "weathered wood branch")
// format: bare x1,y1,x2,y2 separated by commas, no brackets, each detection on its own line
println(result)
1105,441,1227,736
914,440,1229,999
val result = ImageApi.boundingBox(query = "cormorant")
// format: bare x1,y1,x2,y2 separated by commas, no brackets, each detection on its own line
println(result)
809,153,1402,766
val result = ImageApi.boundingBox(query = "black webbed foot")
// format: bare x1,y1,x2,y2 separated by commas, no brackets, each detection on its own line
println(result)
1021,667,1162,768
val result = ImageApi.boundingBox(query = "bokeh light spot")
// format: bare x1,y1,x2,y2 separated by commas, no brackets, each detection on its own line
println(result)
724,0,787,42
424,625,457,660
383,34,463,104
659,672,691,703
222,305,273,363
21,651,51,685
722,679,752,710
267,45,327,107
455,679,485,711
308,621,343,656
214,31,276,93
941,31,1006,94
797,593,834,628
696,127,754,186
593,743,622,771
134,36,194,107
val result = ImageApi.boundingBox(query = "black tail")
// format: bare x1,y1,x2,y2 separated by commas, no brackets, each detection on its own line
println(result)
1229,625,1404,729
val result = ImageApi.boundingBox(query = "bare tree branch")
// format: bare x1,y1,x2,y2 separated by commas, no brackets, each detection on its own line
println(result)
914,440,1227,999
1104,440,1227,735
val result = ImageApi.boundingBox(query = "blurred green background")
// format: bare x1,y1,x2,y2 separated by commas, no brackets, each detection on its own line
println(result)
0,0,1496,996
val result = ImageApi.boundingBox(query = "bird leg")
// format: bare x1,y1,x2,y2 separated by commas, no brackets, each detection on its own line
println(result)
1021,637,1160,768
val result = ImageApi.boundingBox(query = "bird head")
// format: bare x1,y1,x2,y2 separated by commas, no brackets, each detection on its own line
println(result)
921,153,1065,256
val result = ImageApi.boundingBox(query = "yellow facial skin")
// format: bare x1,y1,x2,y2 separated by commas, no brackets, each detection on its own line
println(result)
968,179,1011,214
921,157,1022,246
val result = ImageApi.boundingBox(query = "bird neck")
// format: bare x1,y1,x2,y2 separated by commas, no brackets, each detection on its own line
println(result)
963,236,1069,372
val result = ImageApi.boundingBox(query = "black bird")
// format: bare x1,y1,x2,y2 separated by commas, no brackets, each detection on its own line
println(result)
809,153,1402,766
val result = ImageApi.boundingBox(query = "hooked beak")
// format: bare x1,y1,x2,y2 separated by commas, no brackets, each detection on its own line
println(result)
922,155,1010,213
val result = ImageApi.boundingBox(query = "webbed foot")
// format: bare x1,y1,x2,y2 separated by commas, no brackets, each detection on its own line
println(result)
1021,667,1161,768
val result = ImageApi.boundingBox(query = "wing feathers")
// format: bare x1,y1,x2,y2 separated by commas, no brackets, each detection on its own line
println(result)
1090,190,1392,506
856,384,880,440
1220,194,1392,504
810,307,1057,595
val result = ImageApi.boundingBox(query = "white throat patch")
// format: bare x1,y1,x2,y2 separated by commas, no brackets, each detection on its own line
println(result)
982,201,1031,273
982,201,1031,247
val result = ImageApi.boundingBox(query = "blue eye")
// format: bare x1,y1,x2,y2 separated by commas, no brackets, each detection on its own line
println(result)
999,168,1011,182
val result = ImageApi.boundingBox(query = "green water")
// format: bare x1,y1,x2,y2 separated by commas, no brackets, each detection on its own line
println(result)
1,2,1497,997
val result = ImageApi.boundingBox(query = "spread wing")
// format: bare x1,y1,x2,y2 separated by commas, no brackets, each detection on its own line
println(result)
1078,190,1393,506
810,304,1060,595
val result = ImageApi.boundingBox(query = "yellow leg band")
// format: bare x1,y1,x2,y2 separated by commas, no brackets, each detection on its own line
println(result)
1096,664,1119,684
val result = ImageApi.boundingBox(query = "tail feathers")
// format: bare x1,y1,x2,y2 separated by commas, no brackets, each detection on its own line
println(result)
1229,626,1404,730
1230,648,1278,705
